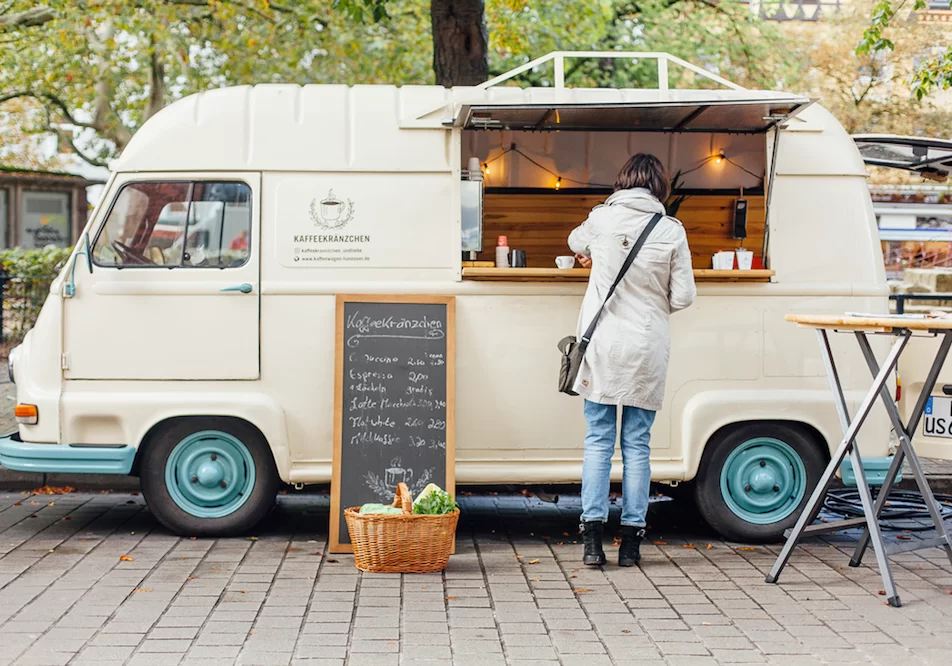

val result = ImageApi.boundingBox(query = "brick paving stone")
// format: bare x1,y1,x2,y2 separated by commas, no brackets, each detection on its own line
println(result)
4,492,952,665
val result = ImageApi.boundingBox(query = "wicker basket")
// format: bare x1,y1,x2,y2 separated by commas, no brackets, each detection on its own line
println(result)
344,482,460,573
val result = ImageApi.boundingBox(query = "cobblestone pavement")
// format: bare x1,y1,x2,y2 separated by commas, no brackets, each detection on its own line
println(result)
2,491,952,666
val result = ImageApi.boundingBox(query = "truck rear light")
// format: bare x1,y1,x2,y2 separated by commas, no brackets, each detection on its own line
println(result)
15,404,37,425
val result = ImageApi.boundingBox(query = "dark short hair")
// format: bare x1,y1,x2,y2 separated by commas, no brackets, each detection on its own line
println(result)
614,153,670,201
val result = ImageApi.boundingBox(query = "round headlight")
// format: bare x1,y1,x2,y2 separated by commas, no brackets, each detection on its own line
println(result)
8,347,16,384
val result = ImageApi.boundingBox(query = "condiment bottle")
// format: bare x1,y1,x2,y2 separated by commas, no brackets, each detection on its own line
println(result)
495,235,510,268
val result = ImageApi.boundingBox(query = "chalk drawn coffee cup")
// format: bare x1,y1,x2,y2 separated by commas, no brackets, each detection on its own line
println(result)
385,466,413,486
555,256,576,269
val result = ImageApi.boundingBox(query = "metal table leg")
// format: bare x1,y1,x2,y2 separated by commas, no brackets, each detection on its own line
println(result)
765,329,910,599
850,331,952,570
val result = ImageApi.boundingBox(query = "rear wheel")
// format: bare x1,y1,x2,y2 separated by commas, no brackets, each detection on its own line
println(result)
695,423,826,543
140,418,279,536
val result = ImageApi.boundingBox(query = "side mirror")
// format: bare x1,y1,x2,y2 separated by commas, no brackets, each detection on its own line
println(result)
64,233,94,298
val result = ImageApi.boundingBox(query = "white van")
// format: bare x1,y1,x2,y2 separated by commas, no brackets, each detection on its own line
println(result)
0,52,899,541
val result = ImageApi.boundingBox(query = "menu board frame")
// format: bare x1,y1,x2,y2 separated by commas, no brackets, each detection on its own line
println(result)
329,294,456,554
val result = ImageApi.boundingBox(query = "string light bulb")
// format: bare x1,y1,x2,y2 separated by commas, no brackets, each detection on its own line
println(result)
555,177,562,190
483,162,490,175
714,151,725,165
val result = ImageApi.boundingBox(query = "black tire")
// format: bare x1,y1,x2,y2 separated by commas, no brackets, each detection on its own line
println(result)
139,418,279,537
694,422,826,543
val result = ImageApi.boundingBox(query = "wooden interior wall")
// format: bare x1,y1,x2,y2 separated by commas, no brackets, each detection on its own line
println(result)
479,193,766,269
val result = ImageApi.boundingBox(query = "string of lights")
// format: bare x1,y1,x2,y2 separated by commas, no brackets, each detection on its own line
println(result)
480,146,763,189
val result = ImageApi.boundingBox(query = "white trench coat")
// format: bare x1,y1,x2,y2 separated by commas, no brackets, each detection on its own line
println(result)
567,188,697,411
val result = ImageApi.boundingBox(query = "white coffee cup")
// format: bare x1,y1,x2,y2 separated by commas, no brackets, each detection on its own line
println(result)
735,248,753,270
712,251,735,270
555,256,576,269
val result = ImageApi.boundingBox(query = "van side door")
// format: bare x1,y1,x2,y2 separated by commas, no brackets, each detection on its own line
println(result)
62,173,261,380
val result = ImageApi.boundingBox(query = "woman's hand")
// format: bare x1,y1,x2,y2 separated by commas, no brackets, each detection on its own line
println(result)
576,254,592,269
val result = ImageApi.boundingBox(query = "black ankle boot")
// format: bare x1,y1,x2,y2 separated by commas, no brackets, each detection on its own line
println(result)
581,521,606,566
619,526,646,567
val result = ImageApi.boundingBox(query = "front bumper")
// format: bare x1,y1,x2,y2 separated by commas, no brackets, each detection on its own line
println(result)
0,433,135,474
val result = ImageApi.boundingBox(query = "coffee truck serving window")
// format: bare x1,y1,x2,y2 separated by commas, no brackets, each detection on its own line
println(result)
93,181,251,268
455,97,809,282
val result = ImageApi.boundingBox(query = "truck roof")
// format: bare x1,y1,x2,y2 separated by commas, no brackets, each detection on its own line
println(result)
112,52,816,175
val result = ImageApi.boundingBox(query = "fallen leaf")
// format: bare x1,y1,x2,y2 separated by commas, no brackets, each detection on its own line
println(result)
248,536,258,541
562,532,570,537
653,541,667,545
621,629,630,634
32,485,75,495
47,502,54,507
119,555,134,562
189,537,197,540
515,554,524,559
682,544,696,549
702,622,713,626
737,547,757,552
48,549,54,553
62,517,71,521
188,576,197,580
529,579,539,583
527,559,540,565
445,596,458,600
287,547,297,552
326,558,338,563
878,590,886,596
239,590,247,594
574,589,592,594
13,502,21,506
133,588,152,593
896,535,911,540
705,544,713,550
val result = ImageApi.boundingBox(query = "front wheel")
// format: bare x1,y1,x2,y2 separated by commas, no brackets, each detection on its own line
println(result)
140,418,279,537
695,423,826,543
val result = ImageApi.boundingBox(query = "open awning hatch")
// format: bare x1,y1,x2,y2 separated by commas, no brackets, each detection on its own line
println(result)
853,134,952,182
451,97,813,134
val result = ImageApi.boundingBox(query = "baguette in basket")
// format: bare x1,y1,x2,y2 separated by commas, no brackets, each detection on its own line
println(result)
344,482,459,573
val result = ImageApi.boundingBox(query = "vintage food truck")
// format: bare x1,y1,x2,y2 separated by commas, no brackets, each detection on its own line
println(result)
0,52,898,541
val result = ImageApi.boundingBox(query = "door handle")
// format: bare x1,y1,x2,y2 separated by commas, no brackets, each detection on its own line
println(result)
221,283,253,294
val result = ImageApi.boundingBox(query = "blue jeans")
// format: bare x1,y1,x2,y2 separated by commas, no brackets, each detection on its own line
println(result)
581,400,656,527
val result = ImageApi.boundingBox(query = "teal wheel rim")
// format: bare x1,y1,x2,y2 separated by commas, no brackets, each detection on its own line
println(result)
165,430,255,519
719,437,806,525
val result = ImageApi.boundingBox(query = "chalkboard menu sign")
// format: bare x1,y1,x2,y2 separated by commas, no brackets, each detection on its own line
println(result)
330,295,456,553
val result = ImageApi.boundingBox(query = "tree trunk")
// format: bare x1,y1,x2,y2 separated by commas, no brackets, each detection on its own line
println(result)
430,0,488,87
144,46,166,122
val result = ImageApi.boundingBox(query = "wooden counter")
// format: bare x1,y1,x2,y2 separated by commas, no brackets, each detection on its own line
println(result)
462,268,775,282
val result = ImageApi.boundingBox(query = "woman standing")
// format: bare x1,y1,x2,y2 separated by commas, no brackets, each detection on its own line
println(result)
567,153,696,567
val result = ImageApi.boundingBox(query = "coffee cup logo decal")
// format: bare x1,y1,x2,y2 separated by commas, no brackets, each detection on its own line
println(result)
310,188,354,229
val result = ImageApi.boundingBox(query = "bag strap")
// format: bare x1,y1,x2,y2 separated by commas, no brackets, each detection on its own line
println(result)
579,212,663,351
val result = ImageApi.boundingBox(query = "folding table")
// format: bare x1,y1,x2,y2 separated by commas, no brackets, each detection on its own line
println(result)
765,313,952,608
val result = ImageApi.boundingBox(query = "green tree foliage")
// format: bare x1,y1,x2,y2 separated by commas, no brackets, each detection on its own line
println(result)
0,0,797,169
858,0,952,100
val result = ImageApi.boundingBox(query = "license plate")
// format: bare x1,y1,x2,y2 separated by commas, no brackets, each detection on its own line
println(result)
924,396,952,438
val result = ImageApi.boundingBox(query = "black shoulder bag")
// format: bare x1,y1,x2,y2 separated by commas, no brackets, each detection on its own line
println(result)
557,212,663,396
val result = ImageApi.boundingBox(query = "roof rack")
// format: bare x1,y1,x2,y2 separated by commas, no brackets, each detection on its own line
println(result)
479,51,746,92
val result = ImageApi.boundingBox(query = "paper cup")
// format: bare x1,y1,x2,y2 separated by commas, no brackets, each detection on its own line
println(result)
712,251,735,270
735,249,753,270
